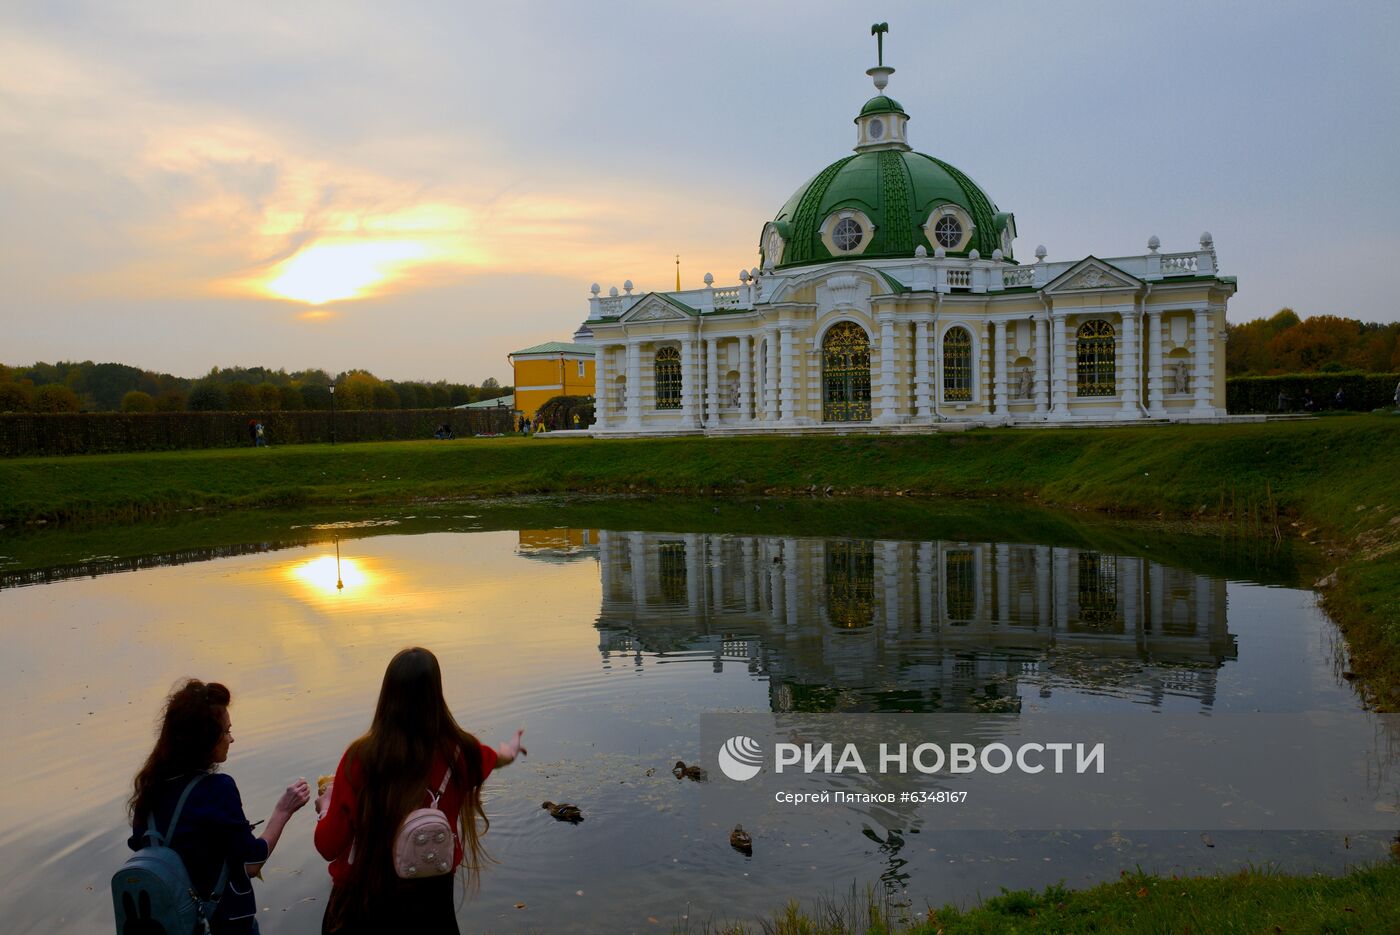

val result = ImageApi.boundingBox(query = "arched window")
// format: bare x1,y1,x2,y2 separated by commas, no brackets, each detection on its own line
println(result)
821,322,871,422
654,346,681,410
942,327,973,401
1075,320,1116,397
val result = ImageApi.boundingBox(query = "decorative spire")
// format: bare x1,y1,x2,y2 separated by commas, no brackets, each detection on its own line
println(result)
675,255,680,291
871,23,888,66
867,22,894,92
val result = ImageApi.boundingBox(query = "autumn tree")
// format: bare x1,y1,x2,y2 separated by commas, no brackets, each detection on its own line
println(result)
121,391,156,412
33,383,81,413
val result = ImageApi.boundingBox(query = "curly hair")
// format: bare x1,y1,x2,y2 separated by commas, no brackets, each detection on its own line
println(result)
128,678,230,822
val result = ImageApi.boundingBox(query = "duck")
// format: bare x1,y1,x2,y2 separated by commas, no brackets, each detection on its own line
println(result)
541,801,584,824
672,760,708,782
730,824,752,856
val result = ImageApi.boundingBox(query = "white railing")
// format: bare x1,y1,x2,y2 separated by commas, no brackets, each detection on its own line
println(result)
1002,267,1036,288
1160,253,1198,275
599,296,624,316
712,287,741,308
947,269,972,288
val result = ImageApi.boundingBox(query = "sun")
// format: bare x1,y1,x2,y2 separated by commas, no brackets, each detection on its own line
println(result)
262,240,431,304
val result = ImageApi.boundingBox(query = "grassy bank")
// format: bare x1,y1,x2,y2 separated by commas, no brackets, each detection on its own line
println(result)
702,863,1400,933
1,417,1397,705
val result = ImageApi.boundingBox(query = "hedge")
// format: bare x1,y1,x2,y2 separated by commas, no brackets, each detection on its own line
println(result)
1227,372,1400,414
0,408,512,457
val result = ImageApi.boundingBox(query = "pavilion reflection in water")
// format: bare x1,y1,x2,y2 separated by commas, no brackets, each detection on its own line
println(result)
588,531,1236,711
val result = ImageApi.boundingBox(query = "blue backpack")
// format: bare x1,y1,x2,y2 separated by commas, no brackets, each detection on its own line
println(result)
111,774,228,934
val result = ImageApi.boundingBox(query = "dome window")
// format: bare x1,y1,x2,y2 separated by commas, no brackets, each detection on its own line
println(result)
924,204,974,253
933,215,962,249
832,218,864,251
868,118,884,140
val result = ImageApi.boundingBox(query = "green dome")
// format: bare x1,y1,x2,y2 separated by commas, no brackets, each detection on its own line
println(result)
858,95,905,117
766,149,1009,268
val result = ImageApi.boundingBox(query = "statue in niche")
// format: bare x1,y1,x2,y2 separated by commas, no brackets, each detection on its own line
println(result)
1016,367,1033,399
1172,361,1191,395
727,378,741,410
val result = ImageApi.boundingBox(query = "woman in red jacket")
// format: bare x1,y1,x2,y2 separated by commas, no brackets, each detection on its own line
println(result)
314,647,525,934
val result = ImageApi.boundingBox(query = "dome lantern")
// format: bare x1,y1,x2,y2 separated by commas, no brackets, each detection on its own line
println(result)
855,23,909,153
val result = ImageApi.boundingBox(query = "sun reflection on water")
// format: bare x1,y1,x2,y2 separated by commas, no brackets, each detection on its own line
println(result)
287,553,368,597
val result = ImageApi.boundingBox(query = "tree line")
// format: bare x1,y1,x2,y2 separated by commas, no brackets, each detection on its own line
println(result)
1226,310,1400,376
0,362,511,413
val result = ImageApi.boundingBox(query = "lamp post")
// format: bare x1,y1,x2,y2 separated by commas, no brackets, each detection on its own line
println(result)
329,384,337,446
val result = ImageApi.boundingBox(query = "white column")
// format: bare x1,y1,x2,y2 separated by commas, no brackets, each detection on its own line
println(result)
779,327,796,425
678,337,696,427
1146,309,1165,416
876,314,897,423
593,344,610,431
1119,311,1140,417
914,318,932,420
738,335,754,422
685,534,704,614
764,329,779,421
992,319,1008,417
980,321,992,412
1192,307,1213,412
625,340,642,429
1050,313,1068,416
705,336,721,426
1034,316,1049,417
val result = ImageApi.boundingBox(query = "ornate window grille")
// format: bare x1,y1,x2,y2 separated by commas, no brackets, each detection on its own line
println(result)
825,540,874,628
1075,320,1116,397
654,346,681,410
821,322,871,421
945,550,975,622
1075,552,1119,630
942,327,973,401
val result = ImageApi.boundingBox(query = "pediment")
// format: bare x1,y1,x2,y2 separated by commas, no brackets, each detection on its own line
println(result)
619,293,696,323
1043,257,1141,294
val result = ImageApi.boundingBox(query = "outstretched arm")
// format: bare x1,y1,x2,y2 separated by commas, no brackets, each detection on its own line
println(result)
494,729,527,767
246,778,310,875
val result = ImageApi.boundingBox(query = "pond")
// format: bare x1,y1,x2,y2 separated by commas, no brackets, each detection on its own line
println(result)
0,498,1392,933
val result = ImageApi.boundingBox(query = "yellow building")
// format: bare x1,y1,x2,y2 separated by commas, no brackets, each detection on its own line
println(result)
507,341,595,422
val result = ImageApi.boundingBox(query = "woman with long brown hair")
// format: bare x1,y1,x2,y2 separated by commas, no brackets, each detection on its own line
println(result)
127,678,310,934
314,647,525,934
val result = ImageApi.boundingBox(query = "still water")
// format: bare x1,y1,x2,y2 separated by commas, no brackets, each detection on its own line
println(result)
0,501,1391,933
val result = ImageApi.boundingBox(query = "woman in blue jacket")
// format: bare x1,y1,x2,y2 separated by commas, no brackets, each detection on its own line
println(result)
128,679,309,933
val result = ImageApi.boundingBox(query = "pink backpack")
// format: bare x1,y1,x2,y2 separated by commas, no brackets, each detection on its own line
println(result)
392,757,457,879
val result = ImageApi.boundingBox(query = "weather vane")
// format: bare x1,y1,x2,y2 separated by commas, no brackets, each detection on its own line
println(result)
871,23,889,67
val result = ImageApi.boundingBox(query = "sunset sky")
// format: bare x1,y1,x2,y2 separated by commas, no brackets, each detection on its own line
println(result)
4,1,1397,385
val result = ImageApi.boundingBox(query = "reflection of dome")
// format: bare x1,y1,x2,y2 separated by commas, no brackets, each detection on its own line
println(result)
768,150,1008,268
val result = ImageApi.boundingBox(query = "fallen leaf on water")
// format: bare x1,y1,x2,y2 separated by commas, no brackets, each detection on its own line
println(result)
514,903,526,909
647,917,660,924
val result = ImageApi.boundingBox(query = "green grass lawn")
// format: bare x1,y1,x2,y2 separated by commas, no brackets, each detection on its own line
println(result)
704,863,1400,934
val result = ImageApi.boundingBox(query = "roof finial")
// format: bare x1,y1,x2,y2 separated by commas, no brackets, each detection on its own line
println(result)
867,23,894,92
871,23,888,67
